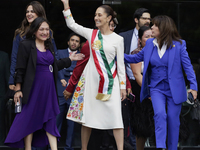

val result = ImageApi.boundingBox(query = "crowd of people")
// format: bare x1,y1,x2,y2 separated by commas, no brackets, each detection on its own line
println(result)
0,0,199,150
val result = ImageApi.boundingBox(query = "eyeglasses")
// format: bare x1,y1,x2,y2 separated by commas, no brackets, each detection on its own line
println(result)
140,17,152,22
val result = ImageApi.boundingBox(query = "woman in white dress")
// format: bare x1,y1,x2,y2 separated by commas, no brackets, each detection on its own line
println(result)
61,0,126,150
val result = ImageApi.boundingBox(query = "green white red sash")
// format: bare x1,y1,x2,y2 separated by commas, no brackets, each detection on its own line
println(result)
91,29,117,101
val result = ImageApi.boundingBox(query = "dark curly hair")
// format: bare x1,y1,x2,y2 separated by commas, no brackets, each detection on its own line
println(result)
26,17,52,50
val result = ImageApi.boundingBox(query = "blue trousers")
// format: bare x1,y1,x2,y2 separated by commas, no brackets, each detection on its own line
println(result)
150,84,182,150
56,102,74,150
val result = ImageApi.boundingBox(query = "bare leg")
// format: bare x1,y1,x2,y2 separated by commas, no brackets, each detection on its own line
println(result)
46,132,58,150
81,125,92,150
136,136,147,150
24,133,33,150
113,128,124,150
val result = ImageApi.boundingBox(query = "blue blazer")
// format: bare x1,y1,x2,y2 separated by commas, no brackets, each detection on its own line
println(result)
124,38,197,104
57,49,77,104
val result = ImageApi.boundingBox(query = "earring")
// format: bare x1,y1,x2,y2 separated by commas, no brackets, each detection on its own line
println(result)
32,34,35,39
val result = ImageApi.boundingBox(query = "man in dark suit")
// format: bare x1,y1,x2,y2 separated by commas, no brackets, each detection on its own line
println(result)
56,33,81,150
0,51,9,145
119,8,151,149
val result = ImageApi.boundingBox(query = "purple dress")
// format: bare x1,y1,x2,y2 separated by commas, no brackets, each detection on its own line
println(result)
5,49,60,148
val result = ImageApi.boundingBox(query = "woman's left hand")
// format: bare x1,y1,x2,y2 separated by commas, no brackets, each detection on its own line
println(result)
188,89,198,100
69,51,85,61
120,89,127,101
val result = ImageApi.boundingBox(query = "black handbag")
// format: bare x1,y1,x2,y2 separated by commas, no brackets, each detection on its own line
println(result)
5,89,15,100
190,99,200,123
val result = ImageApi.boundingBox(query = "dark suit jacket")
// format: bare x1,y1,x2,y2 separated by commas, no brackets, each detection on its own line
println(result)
15,39,71,104
119,29,134,54
124,38,197,104
57,48,77,105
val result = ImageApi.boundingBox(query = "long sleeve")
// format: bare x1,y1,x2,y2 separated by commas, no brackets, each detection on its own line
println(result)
180,40,197,91
15,41,30,84
63,9,92,40
9,34,23,85
66,41,90,93
124,48,144,64
55,58,71,71
58,69,65,81
116,37,126,89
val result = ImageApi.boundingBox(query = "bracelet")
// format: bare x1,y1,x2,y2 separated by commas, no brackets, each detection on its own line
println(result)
15,90,21,94
64,7,70,11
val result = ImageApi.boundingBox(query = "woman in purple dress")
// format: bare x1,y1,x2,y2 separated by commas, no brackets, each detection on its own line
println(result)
9,1,59,91
4,17,84,150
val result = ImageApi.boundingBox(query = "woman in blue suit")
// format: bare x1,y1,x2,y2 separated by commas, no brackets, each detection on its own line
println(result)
124,15,197,150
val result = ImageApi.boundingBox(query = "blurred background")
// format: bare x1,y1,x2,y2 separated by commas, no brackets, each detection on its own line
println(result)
1,0,200,63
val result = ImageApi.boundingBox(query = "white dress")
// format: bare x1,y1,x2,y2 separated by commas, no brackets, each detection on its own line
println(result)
63,9,126,129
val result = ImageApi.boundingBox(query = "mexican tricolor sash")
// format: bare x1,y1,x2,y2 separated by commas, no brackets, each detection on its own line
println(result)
91,29,117,101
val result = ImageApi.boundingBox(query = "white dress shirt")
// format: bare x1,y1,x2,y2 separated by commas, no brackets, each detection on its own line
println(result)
153,39,167,58
126,28,138,80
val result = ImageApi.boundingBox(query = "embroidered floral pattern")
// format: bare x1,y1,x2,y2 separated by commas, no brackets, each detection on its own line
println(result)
67,74,85,121
78,96,83,103
76,87,81,91
120,81,125,85
64,14,72,19
67,113,71,118
74,92,79,98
